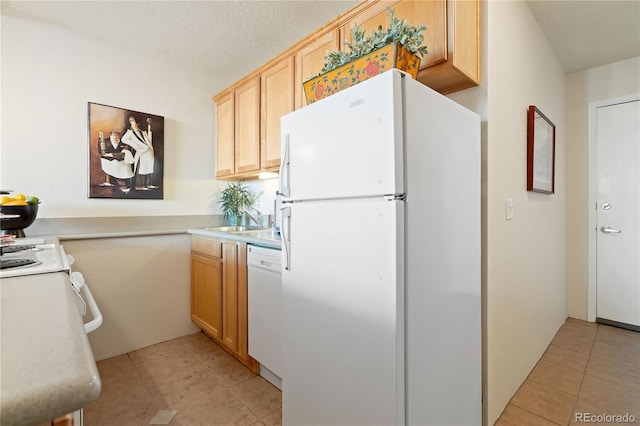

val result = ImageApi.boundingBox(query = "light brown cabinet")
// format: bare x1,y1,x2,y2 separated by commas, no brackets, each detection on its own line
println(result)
341,1,446,70
221,242,238,351
235,77,261,175
36,413,75,426
340,0,478,95
191,252,223,339
294,29,340,109
261,56,295,169
214,78,261,179
215,91,235,178
191,237,223,340
215,57,294,180
418,0,480,94
214,0,480,178
190,236,258,372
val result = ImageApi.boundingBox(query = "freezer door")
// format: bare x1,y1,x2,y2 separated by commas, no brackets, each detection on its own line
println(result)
280,70,404,201
281,200,404,425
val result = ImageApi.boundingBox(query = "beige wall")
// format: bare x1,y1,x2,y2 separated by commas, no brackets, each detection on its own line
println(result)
0,12,230,359
566,57,640,320
486,2,568,423
0,10,233,218
63,235,199,361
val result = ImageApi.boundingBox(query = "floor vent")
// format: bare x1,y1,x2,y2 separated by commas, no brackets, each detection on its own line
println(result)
149,410,178,425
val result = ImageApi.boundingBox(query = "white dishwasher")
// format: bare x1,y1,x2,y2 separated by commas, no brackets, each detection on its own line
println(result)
247,244,282,389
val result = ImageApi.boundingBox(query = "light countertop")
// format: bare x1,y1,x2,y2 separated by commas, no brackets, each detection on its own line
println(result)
0,272,101,425
188,228,282,249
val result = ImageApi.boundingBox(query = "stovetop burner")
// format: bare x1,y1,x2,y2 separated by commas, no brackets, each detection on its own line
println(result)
0,244,36,254
0,239,69,278
1,258,42,270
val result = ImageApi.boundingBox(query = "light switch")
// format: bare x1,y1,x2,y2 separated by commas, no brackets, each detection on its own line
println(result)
506,198,514,220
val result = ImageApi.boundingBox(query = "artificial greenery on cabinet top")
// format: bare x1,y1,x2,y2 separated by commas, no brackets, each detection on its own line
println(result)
318,7,429,76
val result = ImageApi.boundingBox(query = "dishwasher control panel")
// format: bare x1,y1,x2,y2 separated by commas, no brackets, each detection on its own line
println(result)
247,245,281,269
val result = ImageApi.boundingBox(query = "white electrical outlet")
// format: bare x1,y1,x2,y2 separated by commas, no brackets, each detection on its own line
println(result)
506,198,514,220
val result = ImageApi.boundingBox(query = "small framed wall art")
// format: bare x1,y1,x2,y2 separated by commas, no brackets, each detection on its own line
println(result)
88,102,164,199
527,105,555,194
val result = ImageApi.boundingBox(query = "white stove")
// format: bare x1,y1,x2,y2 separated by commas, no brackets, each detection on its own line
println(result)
0,237,102,333
1,237,101,425
0,238,71,278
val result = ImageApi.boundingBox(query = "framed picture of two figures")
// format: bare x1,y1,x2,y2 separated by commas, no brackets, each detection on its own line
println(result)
88,102,164,199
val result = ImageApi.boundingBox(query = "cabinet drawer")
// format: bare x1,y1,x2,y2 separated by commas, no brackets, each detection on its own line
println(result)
191,237,222,258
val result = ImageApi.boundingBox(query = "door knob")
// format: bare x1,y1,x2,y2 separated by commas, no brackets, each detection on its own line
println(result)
601,226,621,234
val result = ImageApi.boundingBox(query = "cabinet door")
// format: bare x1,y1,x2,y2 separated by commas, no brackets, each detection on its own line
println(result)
417,0,480,94
222,242,239,352
191,253,223,340
261,56,294,169
295,29,340,109
449,0,480,82
215,91,235,177
341,0,446,70
235,77,261,174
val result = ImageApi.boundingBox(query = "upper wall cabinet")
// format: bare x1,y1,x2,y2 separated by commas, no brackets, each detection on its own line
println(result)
215,92,235,178
215,57,294,180
262,56,295,169
294,29,340,109
234,77,261,175
340,0,478,95
341,1,446,70
214,0,480,179
420,0,480,94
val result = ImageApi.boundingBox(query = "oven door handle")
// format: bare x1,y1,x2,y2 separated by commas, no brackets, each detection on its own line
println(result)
82,284,103,334
69,268,103,334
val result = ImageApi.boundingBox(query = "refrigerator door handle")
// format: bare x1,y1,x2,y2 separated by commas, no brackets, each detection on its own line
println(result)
282,206,291,271
279,134,290,198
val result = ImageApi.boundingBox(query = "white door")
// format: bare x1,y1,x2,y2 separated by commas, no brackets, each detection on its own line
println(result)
280,70,404,201
281,199,404,425
596,99,640,328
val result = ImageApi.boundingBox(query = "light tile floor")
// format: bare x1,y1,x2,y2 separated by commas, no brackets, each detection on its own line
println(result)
496,318,640,426
86,319,639,426
84,332,281,425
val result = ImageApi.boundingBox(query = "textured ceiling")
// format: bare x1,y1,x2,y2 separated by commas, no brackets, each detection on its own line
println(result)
2,0,359,79
2,1,639,79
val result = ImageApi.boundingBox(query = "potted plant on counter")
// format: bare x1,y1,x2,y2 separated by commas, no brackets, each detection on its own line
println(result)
218,182,253,226
303,7,429,104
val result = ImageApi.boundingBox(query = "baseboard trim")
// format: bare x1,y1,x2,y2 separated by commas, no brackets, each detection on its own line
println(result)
596,317,640,332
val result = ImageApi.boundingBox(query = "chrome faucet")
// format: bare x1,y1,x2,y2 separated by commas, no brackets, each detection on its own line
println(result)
241,206,262,227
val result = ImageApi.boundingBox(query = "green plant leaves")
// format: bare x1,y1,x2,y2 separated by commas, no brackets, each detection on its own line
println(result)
318,6,428,76
218,182,253,218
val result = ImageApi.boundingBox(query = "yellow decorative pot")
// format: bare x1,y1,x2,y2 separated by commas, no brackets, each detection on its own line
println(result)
303,42,421,105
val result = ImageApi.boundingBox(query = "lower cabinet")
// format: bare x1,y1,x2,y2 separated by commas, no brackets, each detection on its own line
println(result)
191,252,223,340
221,242,238,351
190,236,258,372
35,413,74,426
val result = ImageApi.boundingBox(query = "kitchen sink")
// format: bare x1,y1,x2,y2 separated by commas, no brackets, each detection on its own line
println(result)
239,229,280,240
204,226,266,233
201,226,280,241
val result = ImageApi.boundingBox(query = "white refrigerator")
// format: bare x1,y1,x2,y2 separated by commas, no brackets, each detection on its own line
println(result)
279,69,481,425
